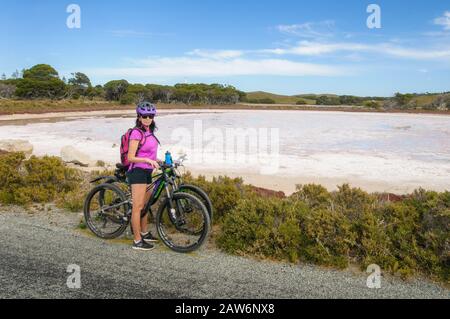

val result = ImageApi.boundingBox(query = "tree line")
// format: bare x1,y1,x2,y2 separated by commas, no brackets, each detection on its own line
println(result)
0,64,246,105
1,64,448,110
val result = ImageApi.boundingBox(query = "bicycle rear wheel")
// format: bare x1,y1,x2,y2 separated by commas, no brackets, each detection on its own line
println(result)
83,183,130,239
156,192,210,253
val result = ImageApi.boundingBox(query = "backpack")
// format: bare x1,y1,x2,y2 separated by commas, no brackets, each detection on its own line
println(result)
120,127,160,169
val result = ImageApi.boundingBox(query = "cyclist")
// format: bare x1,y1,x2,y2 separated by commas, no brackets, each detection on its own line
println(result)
127,101,161,251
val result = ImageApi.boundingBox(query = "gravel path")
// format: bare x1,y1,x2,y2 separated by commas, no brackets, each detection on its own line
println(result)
0,206,448,299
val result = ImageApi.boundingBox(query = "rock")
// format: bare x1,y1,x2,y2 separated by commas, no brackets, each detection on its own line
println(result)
377,193,407,202
60,146,96,167
0,139,33,158
249,185,286,199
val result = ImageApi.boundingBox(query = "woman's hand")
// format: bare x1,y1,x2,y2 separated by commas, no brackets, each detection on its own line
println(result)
146,159,160,169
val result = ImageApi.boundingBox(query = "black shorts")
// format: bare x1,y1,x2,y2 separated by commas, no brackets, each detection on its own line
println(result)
126,168,153,185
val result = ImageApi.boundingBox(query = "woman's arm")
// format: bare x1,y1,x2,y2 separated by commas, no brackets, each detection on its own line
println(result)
128,140,159,168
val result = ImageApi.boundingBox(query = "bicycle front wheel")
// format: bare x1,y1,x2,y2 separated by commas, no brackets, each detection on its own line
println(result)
177,184,213,223
156,192,210,253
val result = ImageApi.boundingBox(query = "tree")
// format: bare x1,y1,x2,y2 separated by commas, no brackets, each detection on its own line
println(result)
127,83,152,103
16,78,65,99
66,72,92,98
394,92,414,107
68,72,91,89
339,95,363,105
0,84,16,98
23,64,59,81
146,84,174,103
1,73,6,81
316,95,341,105
16,64,65,99
104,80,129,101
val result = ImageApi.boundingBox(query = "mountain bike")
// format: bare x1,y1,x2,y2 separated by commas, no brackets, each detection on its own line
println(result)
91,155,213,223
83,162,211,253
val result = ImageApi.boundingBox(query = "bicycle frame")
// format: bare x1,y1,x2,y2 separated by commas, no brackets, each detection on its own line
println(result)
90,159,187,220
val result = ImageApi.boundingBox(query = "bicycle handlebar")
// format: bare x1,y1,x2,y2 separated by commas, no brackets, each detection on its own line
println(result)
157,155,187,170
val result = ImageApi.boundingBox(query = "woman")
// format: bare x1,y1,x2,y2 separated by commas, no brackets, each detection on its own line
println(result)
127,101,161,251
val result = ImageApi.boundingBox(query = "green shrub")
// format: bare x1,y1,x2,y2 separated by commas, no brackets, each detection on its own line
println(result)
379,202,421,278
298,207,356,268
120,93,135,105
333,184,376,221
56,168,118,212
0,152,82,205
0,152,26,203
96,160,106,167
182,172,246,222
246,98,276,104
316,95,341,105
363,100,382,109
217,196,306,262
404,189,450,280
1,152,448,282
56,189,85,212
290,184,332,209
217,182,449,282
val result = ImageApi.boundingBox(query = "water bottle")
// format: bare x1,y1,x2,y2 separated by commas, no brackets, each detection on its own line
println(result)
165,151,172,165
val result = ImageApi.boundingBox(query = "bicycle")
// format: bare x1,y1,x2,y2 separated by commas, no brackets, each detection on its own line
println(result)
83,161,211,253
91,154,213,223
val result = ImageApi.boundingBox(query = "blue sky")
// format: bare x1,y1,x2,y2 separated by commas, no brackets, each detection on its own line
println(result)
1,0,450,96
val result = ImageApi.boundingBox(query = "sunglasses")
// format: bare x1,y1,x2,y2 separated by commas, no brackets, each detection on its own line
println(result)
140,115,155,119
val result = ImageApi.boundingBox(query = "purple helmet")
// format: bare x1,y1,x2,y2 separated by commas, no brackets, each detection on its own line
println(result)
136,101,157,116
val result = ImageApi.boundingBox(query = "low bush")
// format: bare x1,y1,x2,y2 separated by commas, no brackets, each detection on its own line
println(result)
182,172,248,222
0,152,82,205
217,183,449,282
1,152,448,282
296,99,308,105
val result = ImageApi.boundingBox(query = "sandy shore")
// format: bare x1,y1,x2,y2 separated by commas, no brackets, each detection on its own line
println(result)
1,106,449,122
0,108,233,122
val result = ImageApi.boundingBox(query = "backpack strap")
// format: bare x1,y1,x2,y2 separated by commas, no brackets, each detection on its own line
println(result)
150,132,161,145
129,127,146,170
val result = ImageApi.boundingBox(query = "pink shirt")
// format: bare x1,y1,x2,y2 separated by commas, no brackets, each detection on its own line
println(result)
128,127,159,171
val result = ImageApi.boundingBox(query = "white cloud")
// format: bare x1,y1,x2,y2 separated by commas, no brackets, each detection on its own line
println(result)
262,40,450,60
381,45,450,59
187,49,244,59
434,11,450,30
87,56,345,78
262,41,370,56
276,21,335,38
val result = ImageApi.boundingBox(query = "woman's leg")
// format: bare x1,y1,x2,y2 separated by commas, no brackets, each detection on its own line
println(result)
131,183,147,242
140,184,152,233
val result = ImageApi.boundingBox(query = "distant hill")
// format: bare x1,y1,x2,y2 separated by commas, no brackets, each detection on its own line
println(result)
245,91,316,105
244,91,449,111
